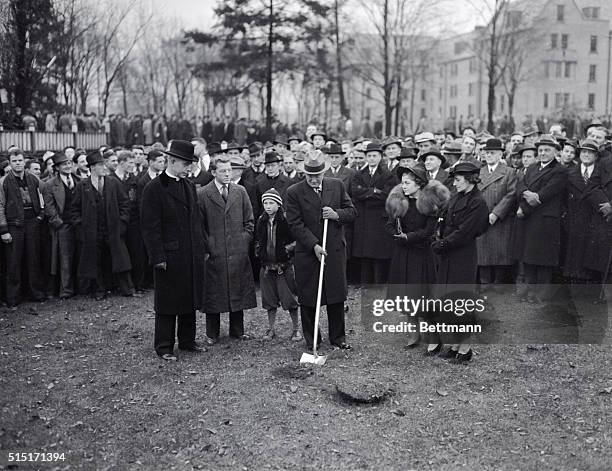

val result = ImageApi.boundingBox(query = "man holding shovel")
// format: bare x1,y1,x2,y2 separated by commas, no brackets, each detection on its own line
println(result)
285,151,357,351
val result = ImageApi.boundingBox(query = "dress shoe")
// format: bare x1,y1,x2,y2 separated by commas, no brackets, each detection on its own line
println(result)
450,349,473,364
332,342,351,350
440,347,458,359
424,344,442,356
179,343,207,353
290,330,303,341
263,329,276,340
231,334,253,341
204,337,218,346
403,343,419,350
158,353,178,361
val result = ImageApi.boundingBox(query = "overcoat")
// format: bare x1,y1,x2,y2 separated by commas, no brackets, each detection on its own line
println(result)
41,175,73,275
285,178,356,307
583,160,612,273
198,181,256,314
351,165,396,259
515,159,568,267
140,172,207,315
385,185,437,295
435,186,489,285
69,176,131,278
476,163,517,266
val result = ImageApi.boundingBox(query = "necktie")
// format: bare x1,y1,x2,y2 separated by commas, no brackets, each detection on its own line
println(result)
489,167,494,174
430,172,435,179
67,176,73,190
583,167,590,184
221,184,228,202
315,188,321,198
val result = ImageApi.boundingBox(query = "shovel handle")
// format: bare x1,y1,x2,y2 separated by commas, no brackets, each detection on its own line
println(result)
312,218,329,357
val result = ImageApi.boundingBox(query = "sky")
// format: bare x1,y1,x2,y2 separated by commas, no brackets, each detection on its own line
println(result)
150,0,483,36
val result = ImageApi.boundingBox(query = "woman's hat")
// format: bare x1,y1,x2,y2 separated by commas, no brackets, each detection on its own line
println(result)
397,163,428,183
449,161,481,176
162,140,197,162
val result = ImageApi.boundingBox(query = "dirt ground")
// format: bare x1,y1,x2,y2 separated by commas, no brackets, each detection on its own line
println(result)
0,287,611,470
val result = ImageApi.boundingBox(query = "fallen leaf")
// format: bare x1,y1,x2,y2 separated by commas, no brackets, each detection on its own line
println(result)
436,389,449,397
206,428,217,435
390,409,405,416
598,387,612,395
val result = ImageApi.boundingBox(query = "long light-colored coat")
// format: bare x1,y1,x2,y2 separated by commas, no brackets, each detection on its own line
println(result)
476,163,517,266
198,181,256,314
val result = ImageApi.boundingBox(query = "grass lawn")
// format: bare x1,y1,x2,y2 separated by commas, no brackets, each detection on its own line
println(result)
0,288,611,470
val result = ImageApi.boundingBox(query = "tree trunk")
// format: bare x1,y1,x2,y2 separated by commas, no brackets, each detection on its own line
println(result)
382,0,392,136
265,0,274,130
486,0,500,134
394,71,401,135
334,0,348,118
409,73,416,132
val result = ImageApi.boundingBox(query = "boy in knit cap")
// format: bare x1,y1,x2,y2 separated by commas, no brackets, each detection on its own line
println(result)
256,188,302,341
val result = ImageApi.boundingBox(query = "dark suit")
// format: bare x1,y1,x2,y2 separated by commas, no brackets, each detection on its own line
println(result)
141,172,207,355
42,175,76,297
189,168,214,190
285,178,357,347
324,166,355,195
516,159,568,298
351,165,397,283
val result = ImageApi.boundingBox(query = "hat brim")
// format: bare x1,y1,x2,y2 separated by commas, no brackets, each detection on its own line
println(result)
396,165,427,182
54,156,70,165
303,161,331,175
535,142,560,150
161,149,198,162
482,146,504,151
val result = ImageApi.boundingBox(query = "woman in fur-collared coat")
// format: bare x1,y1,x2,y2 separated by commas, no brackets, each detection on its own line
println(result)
385,165,447,347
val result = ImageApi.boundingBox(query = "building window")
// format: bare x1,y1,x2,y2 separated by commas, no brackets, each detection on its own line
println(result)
439,66,443,78
468,82,474,96
421,89,426,101
556,62,562,78
450,105,457,117
439,87,442,99
589,64,597,82
450,63,458,76
544,62,550,78
468,104,473,116
544,93,548,108
561,34,568,49
555,93,562,108
366,88,371,99
450,85,458,98
590,36,598,53
420,108,426,118
584,7,601,19
551,33,558,49
469,58,476,73
564,61,571,78
557,5,564,22
500,95,505,112
588,93,595,110
564,93,570,106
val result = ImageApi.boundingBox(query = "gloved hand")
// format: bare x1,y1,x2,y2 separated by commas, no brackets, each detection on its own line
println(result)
431,239,446,254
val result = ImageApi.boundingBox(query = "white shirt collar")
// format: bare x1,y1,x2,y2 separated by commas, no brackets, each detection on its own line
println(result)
165,169,180,181
540,159,553,169
488,163,499,173
192,161,202,178
581,163,594,175
148,168,158,180
214,179,228,192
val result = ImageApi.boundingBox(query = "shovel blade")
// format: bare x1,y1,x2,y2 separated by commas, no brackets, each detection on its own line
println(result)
300,352,327,366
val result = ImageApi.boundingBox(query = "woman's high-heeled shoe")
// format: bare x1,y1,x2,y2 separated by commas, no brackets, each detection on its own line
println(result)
451,349,473,364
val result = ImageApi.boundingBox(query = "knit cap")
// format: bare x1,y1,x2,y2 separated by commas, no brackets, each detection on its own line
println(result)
261,188,283,206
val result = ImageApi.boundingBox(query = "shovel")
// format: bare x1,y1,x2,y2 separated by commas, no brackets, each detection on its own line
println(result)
300,218,329,366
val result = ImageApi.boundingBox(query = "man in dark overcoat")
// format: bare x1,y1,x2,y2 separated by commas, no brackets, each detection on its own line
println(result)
42,152,77,299
324,143,355,193
254,151,292,219
515,135,568,302
476,138,517,287
69,151,134,299
351,142,396,284
198,157,256,343
141,140,207,360
285,152,357,350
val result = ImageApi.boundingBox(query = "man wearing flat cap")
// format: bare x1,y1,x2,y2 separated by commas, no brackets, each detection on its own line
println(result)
69,150,135,300
42,152,78,299
141,140,208,361
285,151,357,350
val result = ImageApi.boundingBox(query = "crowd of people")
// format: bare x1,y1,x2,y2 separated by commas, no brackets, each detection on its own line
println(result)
1,117,611,362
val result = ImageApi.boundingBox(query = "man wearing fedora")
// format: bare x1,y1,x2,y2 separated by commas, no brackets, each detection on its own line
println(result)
141,140,208,361
414,132,436,157
69,150,134,300
254,150,292,219
515,134,568,304
421,149,450,186
351,142,396,284
42,152,78,299
382,137,402,173
476,138,517,289
324,143,354,192
285,151,357,350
